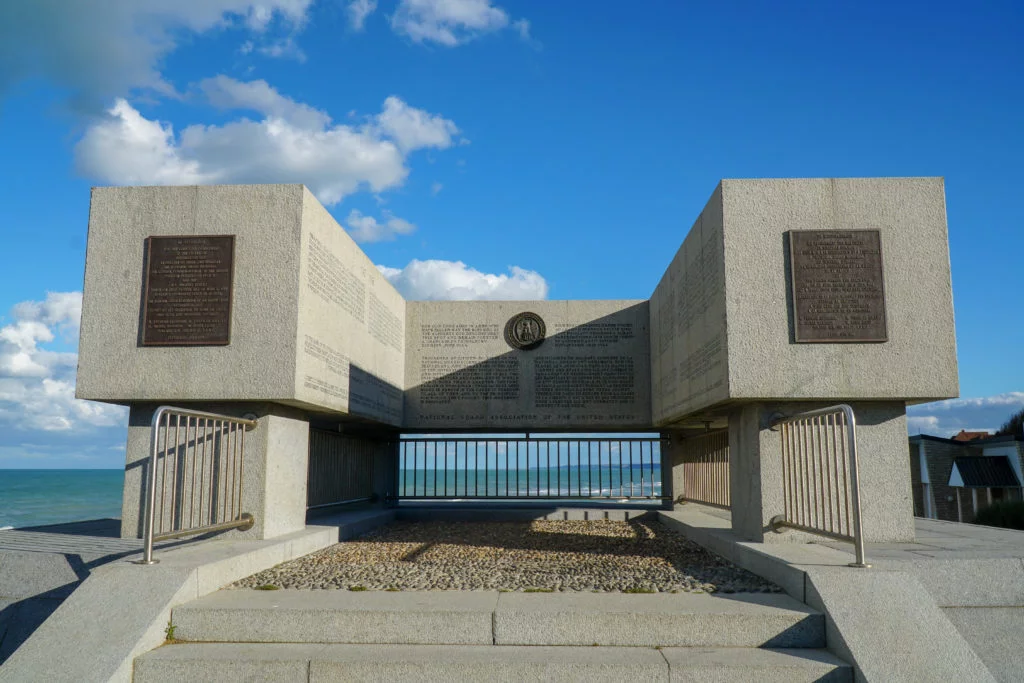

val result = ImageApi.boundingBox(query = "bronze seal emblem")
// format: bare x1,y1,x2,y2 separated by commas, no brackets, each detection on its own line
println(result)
504,312,546,350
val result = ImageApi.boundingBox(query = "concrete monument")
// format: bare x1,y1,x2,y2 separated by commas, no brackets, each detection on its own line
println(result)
76,178,958,544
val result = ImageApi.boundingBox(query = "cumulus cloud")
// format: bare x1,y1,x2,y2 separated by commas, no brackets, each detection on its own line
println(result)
199,75,330,128
347,0,378,30
390,0,529,46
907,392,1024,437
345,209,416,242
0,292,126,434
377,260,548,300
374,96,461,152
0,1,314,110
75,80,461,206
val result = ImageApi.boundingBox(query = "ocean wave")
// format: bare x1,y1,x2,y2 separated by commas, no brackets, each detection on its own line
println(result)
0,525,14,531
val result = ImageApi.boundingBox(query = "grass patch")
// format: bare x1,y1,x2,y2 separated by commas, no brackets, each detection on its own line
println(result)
622,587,657,594
385,587,401,592
348,585,368,592
254,584,280,591
523,588,554,593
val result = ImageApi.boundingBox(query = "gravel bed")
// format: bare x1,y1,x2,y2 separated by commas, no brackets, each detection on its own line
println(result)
231,519,780,594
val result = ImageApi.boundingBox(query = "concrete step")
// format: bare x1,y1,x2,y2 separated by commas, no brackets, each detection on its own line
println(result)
171,589,825,648
135,643,853,682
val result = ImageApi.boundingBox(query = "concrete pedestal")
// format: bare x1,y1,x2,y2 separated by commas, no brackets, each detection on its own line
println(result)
728,401,915,544
120,403,310,541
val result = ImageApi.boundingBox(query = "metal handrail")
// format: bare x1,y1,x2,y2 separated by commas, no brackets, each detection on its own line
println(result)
136,406,258,565
769,404,870,568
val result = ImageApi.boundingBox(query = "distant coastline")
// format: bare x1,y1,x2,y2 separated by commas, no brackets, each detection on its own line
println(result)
0,469,123,529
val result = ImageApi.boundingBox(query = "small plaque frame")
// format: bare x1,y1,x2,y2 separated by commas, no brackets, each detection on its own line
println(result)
789,229,888,343
141,235,235,346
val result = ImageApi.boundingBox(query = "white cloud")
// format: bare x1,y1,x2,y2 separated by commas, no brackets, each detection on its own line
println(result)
390,0,528,46
75,82,461,206
0,1,314,110
907,392,1024,437
0,293,126,434
345,209,417,242
374,96,461,152
199,75,329,128
377,260,549,300
431,182,444,195
347,0,378,31
75,100,212,186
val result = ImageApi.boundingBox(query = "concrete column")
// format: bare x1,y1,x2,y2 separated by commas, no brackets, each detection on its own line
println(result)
728,401,915,544
662,430,684,507
120,403,309,540
372,438,400,506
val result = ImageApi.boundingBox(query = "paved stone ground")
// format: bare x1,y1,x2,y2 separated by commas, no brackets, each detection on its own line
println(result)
231,519,781,593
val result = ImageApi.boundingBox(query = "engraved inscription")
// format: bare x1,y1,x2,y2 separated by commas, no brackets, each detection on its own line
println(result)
303,335,350,380
419,356,520,404
368,292,403,352
552,322,636,348
534,356,635,409
675,234,723,334
307,234,365,323
142,235,234,346
421,323,500,348
790,230,887,342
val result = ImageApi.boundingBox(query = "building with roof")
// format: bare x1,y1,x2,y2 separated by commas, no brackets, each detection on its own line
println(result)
909,433,1024,522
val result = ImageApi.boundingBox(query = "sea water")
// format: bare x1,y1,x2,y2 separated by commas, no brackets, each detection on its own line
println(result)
397,465,663,499
0,470,124,529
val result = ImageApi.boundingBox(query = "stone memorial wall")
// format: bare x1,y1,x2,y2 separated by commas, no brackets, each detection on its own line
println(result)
404,301,651,430
78,179,958,435
294,197,405,426
649,185,729,425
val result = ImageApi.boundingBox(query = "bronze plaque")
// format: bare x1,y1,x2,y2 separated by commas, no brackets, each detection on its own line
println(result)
141,235,235,346
789,230,887,343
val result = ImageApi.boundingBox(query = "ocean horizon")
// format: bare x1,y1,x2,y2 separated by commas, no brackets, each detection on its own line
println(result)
0,469,124,530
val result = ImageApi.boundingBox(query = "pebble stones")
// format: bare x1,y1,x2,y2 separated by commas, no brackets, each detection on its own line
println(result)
231,519,781,594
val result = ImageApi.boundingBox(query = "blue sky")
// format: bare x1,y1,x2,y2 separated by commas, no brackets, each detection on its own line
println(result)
0,0,1022,468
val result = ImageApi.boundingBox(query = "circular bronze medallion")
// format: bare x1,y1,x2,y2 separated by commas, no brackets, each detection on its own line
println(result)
504,311,546,350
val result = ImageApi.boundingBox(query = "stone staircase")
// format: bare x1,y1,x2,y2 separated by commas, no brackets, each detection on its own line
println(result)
133,589,852,681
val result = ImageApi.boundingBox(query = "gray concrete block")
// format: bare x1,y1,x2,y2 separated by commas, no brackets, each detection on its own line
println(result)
0,563,198,683
310,644,669,682
0,597,64,664
0,524,338,682
895,558,1024,607
720,178,957,404
804,567,995,682
173,590,498,645
0,550,81,600
493,591,823,647
662,647,851,682
134,643,322,683
945,607,1024,683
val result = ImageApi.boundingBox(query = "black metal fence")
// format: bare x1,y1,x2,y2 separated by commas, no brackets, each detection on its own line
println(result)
397,436,665,500
307,430,379,508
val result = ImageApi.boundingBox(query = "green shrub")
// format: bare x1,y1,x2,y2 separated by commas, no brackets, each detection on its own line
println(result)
973,500,1024,530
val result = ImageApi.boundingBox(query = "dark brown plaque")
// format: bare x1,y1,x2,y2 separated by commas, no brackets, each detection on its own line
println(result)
141,235,235,346
789,230,887,343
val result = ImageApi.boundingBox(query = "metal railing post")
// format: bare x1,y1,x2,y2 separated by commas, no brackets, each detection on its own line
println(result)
769,404,870,568
135,406,258,565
